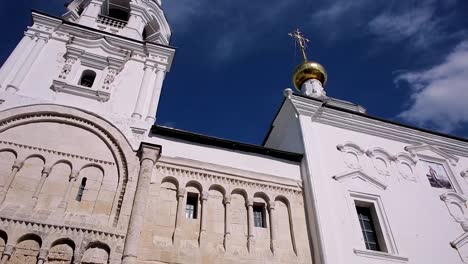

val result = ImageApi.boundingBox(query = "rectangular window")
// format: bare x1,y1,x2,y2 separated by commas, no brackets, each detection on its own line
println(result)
356,206,381,251
253,204,266,228
186,193,198,219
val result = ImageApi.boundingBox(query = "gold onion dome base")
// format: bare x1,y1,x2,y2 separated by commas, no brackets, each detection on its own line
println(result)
293,61,327,90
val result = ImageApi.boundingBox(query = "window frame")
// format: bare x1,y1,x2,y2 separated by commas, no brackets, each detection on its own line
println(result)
253,203,267,228
185,192,199,219
349,192,400,256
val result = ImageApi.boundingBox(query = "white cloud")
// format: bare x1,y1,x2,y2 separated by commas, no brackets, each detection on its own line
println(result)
368,6,440,47
397,40,468,133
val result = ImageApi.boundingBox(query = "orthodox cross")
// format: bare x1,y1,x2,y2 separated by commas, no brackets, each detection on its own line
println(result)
289,29,310,62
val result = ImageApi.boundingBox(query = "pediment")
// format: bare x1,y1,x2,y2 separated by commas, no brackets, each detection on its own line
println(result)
405,143,459,165
333,170,387,190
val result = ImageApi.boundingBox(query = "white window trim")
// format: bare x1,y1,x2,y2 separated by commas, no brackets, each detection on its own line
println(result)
415,154,462,194
349,191,408,262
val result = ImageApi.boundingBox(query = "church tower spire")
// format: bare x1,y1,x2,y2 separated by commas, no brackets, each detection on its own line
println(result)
0,0,175,146
289,29,327,99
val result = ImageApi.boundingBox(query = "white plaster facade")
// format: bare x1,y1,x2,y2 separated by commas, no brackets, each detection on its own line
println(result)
0,1,467,264
265,91,468,264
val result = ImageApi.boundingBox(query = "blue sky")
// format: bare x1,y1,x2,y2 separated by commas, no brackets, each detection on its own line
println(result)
0,0,467,144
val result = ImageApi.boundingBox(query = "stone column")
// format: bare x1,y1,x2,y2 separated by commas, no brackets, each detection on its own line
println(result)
31,166,52,206
145,69,166,123
246,198,255,252
122,143,161,264
0,33,35,89
269,201,277,254
0,160,24,205
37,249,48,264
223,195,232,250
6,36,47,93
0,245,14,264
132,64,155,119
173,188,186,240
199,191,209,246
58,170,80,209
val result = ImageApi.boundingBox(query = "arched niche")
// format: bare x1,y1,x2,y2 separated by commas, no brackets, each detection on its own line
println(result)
0,104,135,228
0,150,16,188
253,192,271,252
47,238,75,264
207,185,225,248
275,196,296,255
3,156,44,206
0,230,7,256
81,241,110,264
10,234,42,263
230,189,248,253
36,162,72,210
154,177,178,240
184,181,203,241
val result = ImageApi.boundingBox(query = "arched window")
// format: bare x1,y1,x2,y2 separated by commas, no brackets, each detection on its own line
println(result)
79,70,96,88
76,177,87,201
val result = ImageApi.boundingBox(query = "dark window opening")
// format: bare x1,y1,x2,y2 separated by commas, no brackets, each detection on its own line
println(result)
108,8,129,21
76,177,87,202
356,206,381,251
253,203,266,228
186,193,198,219
77,3,85,16
79,70,96,88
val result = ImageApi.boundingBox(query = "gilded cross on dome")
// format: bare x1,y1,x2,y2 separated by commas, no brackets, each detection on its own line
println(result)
289,29,310,62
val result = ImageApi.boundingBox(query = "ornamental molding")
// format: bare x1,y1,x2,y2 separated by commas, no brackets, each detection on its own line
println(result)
0,216,125,241
353,249,408,263
289,95,468,157
0,140,115,166
52,80,111,102
156,163,302,196
440,192,468,231
405,143,459,166
462,170,468,178
333,170,387,190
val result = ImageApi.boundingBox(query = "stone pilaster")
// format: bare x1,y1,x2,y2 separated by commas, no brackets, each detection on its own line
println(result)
0,245,15,264
269,201,277,254
173,188,186,241
37,249,49,264
6,36,47,93
32,166,52,206
145,69,166,123
0,160,23,205
199,191,209,246
132,63,155,119
58,170,80,210
122,143,161,264
223,195,232,251
247,198,255,252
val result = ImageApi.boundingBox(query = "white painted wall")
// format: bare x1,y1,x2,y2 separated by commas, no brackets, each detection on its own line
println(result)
147,135,302,182
266,94,468,264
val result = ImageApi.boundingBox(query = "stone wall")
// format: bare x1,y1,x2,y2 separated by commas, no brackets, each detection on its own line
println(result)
134,160,312,264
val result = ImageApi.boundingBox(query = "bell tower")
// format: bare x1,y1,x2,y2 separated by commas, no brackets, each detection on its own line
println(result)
0,0,175,146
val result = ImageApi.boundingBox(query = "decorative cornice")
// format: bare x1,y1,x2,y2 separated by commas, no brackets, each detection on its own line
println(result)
156,163,302,196
0,216,125,241
289,95,468,157
0,140,115,165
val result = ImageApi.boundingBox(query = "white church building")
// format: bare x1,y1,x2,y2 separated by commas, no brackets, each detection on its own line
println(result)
0,1,467,264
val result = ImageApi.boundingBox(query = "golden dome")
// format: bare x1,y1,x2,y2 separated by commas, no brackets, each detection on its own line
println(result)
293,61,327,90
